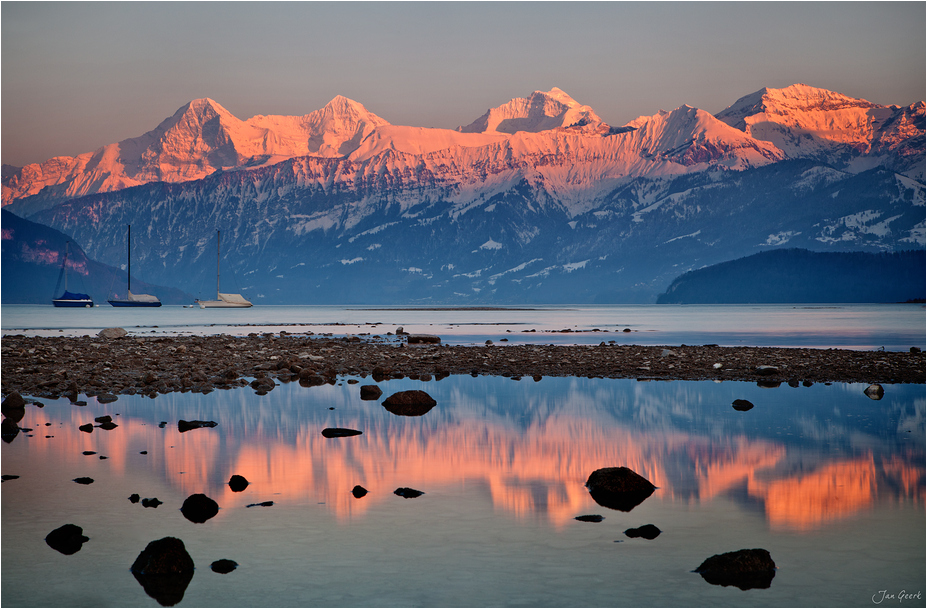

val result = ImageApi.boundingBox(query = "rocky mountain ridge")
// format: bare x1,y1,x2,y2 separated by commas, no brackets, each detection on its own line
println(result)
2,84,923,304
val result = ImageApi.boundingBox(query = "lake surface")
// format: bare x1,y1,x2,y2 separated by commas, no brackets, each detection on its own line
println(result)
1,376,924,607
2,303,924,350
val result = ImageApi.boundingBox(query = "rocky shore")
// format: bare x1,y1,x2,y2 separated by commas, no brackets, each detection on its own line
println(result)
1,332,924,400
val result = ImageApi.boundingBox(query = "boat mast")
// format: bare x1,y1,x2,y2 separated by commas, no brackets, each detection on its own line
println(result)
127,224,132,293
64,241,70,292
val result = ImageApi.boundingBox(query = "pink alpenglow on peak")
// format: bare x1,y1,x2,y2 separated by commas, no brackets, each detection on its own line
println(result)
457,88,606,134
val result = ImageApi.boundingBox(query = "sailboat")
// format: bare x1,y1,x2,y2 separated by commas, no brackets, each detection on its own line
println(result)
108,225,162,307
52,241,94,308
196,230,252,308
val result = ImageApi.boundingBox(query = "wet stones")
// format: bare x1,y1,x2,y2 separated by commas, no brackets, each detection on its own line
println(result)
352,485,368,498
755,365,779,376
180,493,219,523
45,524,89,555
732,399,754,411
382,390,437,417
585,466,656,512
130,537,195,606
177,420,218,433
321,428,363,438
79,423,94,433
228,475,249,492
359,385,382,400
73,477,94,485
694,548,776,590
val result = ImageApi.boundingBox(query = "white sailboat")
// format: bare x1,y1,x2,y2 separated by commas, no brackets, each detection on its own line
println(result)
196,230,252,308
108,225,162,307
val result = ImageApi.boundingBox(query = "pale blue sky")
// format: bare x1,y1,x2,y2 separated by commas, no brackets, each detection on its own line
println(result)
3,1,924,167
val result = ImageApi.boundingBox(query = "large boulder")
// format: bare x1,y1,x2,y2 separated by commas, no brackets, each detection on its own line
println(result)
382,390,437,417
45,524,89,555
694,548,776,590
1,392,26,423
180,493,219,523
130,537,195,606
585,466,656,512
98,327,128,339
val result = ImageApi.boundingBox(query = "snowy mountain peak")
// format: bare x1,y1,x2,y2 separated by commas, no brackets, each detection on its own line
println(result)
715,83,919,168
457,88,604,134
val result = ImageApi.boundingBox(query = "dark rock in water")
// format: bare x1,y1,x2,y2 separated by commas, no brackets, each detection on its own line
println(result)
575,514,604,522
180,493,219,523
142,498,163,508
82,450,97,455
246,501,274,508
45,524,89,555
394,487,424,498
94,415,113,423
864,384,885,400
129,494,141,503
585,466,656,512
732,399,754,411
755,365,779,376
694,548,776,590
211,559,238,574
250,377,276,392
98,421,118,430
158,421,168,428
359,385,382,400
2,474,20,482
382,390,437,417
2,418,20,443
177,420,218,433
624,524,661,540
1,392,26,422
321,428,363,438
352,485,368,498
130,537,195,606
228,475,249,492
73,477,94,485
97,393,118,404
407,334,441,344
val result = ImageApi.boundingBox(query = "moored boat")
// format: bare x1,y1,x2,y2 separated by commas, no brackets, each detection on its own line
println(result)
196,230,252,308
52,241,94,308
108,225,162,307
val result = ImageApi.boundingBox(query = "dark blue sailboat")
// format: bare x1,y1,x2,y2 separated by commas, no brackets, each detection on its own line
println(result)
52,241,93,308
108,225,161,307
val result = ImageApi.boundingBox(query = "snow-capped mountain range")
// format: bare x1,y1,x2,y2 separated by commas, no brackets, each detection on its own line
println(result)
2,84,924,304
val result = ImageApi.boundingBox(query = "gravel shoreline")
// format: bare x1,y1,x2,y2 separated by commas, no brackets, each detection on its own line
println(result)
1,333,923,400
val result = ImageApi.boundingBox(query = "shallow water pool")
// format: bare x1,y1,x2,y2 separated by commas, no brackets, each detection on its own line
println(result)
2,376,924,607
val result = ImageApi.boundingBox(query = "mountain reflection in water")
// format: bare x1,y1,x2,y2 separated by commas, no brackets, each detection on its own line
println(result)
8,376,921,531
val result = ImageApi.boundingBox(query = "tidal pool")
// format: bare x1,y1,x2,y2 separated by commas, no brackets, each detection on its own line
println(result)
2,376,924,607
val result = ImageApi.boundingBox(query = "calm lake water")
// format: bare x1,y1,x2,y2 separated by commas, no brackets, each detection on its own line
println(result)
1,376,924,607
1,303,924,350
2,303,925,607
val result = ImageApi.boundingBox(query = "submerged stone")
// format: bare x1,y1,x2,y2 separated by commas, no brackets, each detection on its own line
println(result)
624,524,661,540
394,487,424,498
130,537,195,606
382,390,437,417
732,399,754,411
211,559,238,574
321,428,363,438
228,475,249,492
